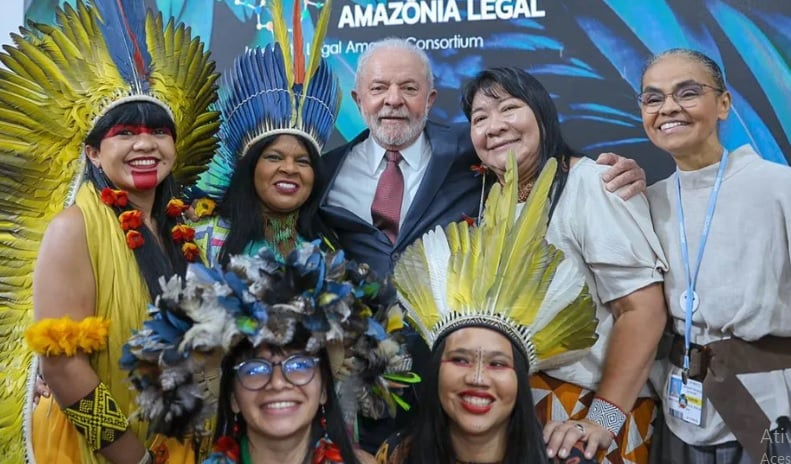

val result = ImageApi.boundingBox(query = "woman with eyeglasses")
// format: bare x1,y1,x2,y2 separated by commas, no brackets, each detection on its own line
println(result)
120,243,409,464
211,331,373,464
640,48,791,463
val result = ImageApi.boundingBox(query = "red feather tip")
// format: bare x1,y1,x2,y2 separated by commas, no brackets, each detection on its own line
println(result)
116,0,147,77
293,0,305,84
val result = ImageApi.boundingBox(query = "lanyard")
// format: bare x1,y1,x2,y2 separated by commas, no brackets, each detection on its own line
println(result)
676,148,728,382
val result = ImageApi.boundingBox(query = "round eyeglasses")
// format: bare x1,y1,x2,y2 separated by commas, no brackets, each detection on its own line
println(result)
637,82,723,114
234,354,321,391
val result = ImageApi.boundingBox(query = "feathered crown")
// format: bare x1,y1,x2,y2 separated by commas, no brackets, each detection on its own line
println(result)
394,157,599,373
193,0,341,201
0,1,219,459
120,243,417,437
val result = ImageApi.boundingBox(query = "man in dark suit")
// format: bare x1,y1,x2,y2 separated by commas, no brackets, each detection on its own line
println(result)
318,37,647,454
319,40,482,279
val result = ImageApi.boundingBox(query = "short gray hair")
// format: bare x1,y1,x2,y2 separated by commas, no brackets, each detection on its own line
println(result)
354,37,434,91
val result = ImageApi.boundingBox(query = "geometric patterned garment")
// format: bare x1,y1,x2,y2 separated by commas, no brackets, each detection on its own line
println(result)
531,372,656,464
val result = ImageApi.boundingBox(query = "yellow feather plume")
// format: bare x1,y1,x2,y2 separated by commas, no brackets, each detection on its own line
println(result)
147,13,220,186
394,154,598,372
302,0,333,94
268,0,293,88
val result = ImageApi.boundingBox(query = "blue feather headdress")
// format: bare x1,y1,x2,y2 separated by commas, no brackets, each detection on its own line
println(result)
194,0,341,201
121,242,417,438
91,0,170,121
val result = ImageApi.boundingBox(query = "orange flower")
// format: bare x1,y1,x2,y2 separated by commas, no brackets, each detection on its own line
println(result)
182,242,200,262
126,230,145,249
100,188,129,207
151,443,170,464
171,224,195,243
166,198,188,218
462,214,476,227
119,210,144,231
194,198,216,218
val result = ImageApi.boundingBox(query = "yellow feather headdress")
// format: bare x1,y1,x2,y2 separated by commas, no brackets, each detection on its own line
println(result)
0,1,220,460
394,156,599,373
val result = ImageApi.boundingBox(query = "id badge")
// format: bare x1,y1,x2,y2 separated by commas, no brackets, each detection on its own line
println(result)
667,373,703,426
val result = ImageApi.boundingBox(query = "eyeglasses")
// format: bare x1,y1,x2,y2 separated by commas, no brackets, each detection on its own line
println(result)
637,83,723,114
234,354,321,391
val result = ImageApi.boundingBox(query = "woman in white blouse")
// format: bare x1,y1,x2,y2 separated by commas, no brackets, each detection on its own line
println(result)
461,66,668,464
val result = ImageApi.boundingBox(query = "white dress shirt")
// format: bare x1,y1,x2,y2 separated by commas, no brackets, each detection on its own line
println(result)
326,134,431,225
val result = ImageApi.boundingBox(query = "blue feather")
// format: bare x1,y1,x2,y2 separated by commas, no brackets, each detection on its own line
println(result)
223,271,249,299
94,0,152,90
365,319,387,341
722,89,786,165
708,0,791,142
188,262,223,285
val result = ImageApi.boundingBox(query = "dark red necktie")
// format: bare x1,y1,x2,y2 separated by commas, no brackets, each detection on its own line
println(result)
371,150,404,244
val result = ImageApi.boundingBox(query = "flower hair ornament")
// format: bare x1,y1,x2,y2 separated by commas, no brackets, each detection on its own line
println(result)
120,242,417,438
0,0,220,459
190,0,341,203
395,156,599,373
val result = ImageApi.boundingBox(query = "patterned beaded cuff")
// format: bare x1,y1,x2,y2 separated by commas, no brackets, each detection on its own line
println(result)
586,397,627,436
62,382,129,451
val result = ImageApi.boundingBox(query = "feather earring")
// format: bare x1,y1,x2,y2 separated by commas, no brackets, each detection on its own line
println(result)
312,404,342,464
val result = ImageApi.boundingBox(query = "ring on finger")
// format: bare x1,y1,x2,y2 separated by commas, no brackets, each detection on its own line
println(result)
575,423,585,434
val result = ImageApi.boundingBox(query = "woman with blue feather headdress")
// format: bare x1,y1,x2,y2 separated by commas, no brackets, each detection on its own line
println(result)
117,1,417,463
0,0,222,463
189,0,342,267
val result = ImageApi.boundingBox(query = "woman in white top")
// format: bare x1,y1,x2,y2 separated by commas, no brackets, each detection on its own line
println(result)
642,48,791,463
461,67,668,464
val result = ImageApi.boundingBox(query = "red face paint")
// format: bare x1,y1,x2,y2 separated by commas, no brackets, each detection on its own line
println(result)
131,170,159,190
103,124,172,139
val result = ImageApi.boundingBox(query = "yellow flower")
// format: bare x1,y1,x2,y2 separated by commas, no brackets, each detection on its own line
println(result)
194,198,216,218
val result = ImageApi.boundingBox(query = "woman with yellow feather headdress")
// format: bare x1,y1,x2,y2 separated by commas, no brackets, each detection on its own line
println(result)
378,155,600,464
0,0,220,462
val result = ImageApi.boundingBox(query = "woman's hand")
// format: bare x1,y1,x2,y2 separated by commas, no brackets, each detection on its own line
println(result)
544,419,613,461
596,152,646,200
32,375,51,405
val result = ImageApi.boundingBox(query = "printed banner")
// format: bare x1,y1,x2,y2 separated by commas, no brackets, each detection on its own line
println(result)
26,0,791,181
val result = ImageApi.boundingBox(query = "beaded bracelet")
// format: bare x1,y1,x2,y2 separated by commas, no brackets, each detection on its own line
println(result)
586,396,627,437
62,382,129,451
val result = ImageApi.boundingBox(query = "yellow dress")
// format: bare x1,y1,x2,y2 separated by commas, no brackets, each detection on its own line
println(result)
30,184,196,464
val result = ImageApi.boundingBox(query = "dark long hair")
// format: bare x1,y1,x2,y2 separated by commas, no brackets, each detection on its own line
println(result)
461,67,586,218
404,331,547,464
84,101,185,300
216,134,337,266
214,329,358,463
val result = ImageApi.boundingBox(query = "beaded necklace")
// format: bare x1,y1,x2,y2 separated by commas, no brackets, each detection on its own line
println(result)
261,212,302,262
517,179,535,203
